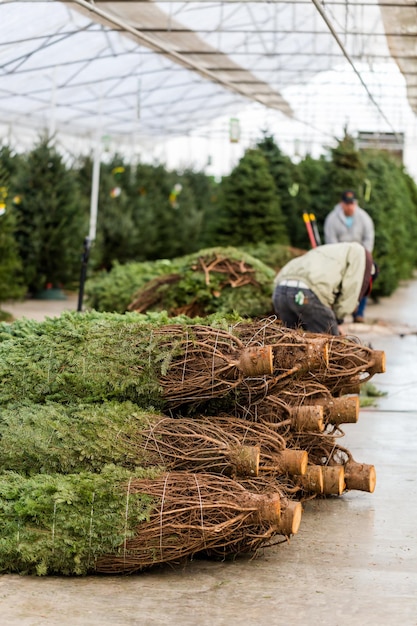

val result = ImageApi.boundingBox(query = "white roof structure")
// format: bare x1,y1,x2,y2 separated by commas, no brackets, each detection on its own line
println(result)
1,0,417,177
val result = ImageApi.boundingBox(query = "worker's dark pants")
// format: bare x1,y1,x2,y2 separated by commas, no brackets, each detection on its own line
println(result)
354,296,367,320
273,285,340,335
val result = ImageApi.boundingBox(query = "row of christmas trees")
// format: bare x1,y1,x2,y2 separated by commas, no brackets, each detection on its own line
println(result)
2,132,417,308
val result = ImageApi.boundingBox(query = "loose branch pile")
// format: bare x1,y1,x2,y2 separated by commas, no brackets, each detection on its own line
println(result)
126,247,276,319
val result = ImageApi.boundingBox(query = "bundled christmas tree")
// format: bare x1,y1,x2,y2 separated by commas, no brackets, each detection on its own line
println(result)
0,467,301,576
0,401,306,479
0,313,330,409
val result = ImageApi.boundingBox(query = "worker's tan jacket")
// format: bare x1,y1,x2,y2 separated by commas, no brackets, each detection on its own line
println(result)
273,242,366,320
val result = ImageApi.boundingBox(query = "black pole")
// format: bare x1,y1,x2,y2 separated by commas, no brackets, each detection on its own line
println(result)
77,236,91,312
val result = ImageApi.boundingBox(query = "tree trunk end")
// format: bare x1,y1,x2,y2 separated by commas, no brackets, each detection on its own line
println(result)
322,466,345,495
238,346,274,376
326,395,359,425
277,449,309,475
291,405,324,432
344,460,376,493
297,465,324,493
306,338,329,368
232,445,260,477
367,350,386,375
254,492,282,525
278,499,303,535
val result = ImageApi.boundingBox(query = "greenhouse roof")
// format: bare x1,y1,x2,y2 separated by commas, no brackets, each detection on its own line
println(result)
2,1,417,171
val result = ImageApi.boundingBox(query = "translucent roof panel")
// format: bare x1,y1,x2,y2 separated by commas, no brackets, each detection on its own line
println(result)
1,0,417,176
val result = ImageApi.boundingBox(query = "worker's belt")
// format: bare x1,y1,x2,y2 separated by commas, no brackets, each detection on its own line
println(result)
279,279,310,289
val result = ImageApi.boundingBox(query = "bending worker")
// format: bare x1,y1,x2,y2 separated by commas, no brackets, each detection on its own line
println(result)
272,242,375,335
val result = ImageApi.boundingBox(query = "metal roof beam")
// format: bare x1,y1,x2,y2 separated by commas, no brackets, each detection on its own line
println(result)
67,0,293,115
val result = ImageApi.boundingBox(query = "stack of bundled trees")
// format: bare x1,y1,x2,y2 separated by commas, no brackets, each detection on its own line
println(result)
0,311,384,575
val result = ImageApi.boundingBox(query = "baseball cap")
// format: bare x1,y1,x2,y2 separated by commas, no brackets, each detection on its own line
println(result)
341,190,356,204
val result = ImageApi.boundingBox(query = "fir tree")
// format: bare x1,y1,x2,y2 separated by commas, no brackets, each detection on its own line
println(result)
257,134,308,248
0,146,26,305
214,148,289,247
296,154,330,246
323,133,366,218
11,137,85,294
296,134,365,246
131,164,202,261
361,150,417,296
181,169,219,250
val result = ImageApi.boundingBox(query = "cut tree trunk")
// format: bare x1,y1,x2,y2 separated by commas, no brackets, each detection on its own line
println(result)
321,466,345,495
296,465,324,494
344,461,376,493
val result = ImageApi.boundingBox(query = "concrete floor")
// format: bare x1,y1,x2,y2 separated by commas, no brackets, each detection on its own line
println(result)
1,284,417,626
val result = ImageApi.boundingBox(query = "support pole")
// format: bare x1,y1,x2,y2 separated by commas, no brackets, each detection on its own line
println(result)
77,237,91,312
77,136,102,312
89,139,101,242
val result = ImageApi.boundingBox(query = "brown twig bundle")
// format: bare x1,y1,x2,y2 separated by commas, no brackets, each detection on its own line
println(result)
127,252,267,318
211,416,308,476
196,254,260,289
206,320,331,404
289,429,345,466
227,387,348,435
232,317,330,378
288,431,376,494
231,317,384,392
138,415,308,477
152,324,274,408
95,472,300,573
267,380,360,427
232,316,310,346
137,415,261,477
314,334,385,392
235,394,325,434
